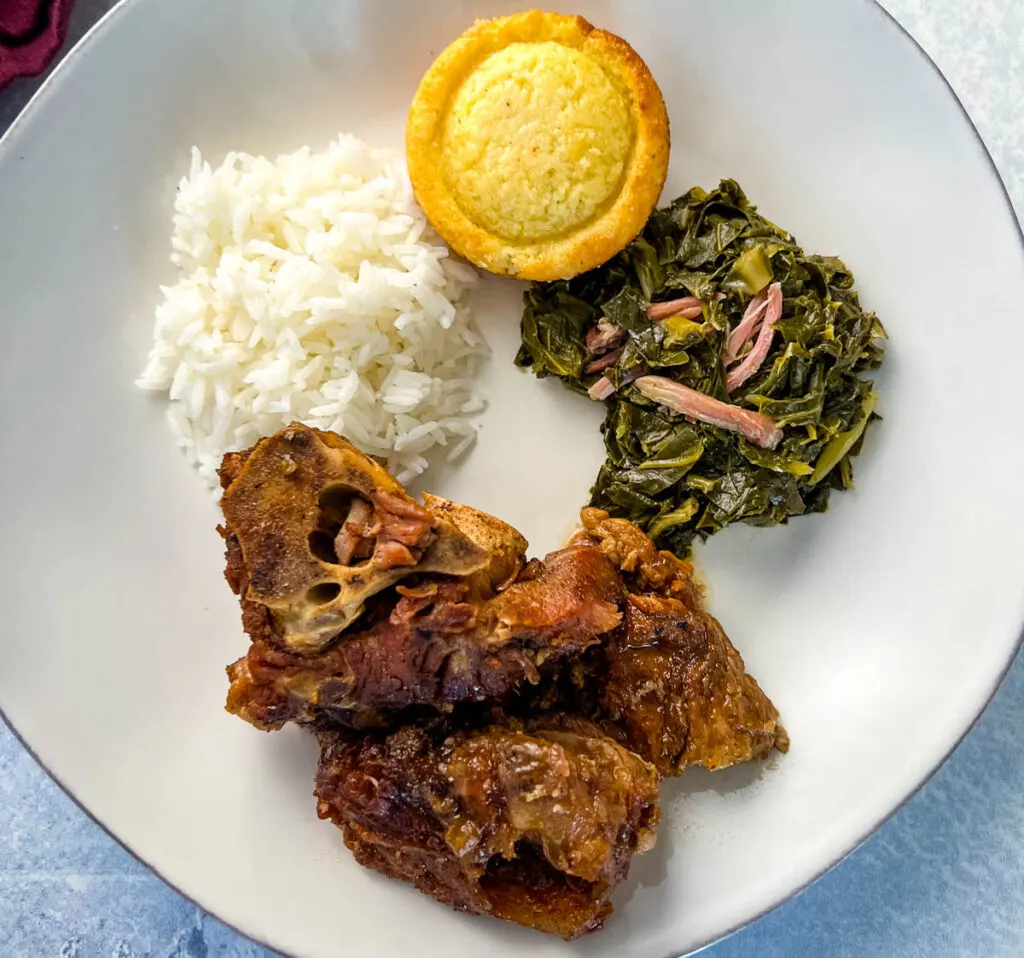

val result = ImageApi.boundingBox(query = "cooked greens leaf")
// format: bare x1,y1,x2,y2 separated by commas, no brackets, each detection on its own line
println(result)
809,391,878,486
516,287,595,379
601,285,649,331
728,245,774,295
517,179,887,555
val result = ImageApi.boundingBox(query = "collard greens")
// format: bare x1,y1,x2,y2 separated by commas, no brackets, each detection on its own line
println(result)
516,180,887,556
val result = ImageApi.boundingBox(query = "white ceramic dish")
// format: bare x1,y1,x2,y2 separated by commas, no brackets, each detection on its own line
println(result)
1,1,1023,955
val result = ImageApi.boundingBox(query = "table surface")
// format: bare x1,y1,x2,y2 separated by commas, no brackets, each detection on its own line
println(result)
2,1,1023,955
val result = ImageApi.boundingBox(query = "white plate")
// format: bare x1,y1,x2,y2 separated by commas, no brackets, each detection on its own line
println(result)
1,0,1022,955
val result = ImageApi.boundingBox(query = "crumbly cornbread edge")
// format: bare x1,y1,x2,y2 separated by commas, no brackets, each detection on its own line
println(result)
406,10,670,281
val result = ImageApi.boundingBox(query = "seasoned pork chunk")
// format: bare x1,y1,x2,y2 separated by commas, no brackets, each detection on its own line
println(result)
314,715,659,939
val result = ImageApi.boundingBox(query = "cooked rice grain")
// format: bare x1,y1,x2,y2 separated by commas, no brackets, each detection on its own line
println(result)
137,135,486,488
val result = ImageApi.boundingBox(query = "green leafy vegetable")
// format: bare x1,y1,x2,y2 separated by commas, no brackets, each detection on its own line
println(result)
809,390,878,486
515,179,887,555
729,246,774,295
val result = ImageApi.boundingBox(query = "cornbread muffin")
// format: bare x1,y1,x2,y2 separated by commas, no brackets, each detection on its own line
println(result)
407,11,670,280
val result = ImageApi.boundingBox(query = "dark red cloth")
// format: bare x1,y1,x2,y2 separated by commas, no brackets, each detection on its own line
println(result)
0,0,75,91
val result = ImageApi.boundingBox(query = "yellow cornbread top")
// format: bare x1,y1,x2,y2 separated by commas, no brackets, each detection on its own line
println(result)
442,41,634,242
407,11,670,281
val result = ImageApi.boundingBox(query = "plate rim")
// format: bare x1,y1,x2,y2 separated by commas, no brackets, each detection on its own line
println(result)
0,1,1021,956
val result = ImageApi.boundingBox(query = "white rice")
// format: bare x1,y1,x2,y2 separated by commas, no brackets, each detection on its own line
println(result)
137,134,487,489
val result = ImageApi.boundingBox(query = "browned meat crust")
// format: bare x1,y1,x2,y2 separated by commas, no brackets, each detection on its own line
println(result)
314,716,659,940
216,429,787,939
571,509,788,774
219,424,492,652
420,492,528,597
225,544,622,729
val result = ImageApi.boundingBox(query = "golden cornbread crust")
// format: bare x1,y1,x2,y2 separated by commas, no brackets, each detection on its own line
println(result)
406,11,670,281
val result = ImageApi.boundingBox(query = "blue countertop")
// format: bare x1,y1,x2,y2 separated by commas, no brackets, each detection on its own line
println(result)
2,1,1023,955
